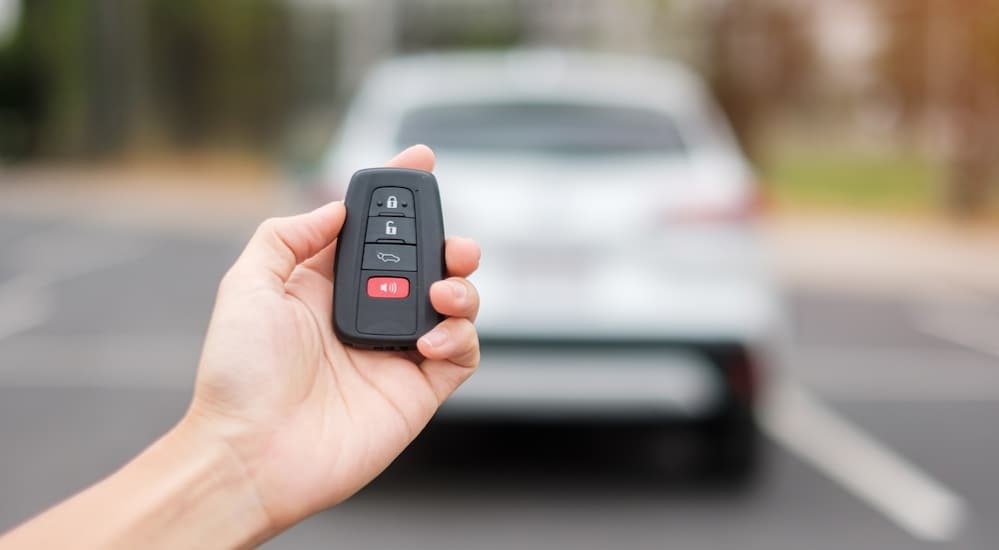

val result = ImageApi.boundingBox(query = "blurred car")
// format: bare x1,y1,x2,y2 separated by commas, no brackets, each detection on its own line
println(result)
319,50,786,481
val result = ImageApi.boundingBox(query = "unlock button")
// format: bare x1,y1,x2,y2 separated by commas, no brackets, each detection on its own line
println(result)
365,216,417,244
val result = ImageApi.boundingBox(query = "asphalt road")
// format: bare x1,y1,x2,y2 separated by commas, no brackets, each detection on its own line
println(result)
1,213,998,549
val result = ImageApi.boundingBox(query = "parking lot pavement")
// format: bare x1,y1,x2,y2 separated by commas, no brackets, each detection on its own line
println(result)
1,212,998,549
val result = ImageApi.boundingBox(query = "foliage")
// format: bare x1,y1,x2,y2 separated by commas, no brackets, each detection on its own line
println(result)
707,0,814,162
764,146,941,213
878,0,999,215
146,0,291,148
0,0,292,159
0,0,90,157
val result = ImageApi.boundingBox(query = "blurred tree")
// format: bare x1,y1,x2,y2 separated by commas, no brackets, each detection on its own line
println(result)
0,0,295,160
880,0,999,216
707,0,814,162
0,18,43,159
947,0,999,215
87,0,147,154
146,0,291,151
0,0,92,158
396,0,521,51
877,0,930,132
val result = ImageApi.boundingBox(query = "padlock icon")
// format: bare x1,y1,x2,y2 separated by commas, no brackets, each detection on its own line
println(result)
384,220,398,236
386,195,398,209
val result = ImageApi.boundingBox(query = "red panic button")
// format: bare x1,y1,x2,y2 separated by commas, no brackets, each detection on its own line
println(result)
367,277,410,299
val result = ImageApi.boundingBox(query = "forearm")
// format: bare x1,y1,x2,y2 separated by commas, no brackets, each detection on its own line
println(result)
0,420,274,550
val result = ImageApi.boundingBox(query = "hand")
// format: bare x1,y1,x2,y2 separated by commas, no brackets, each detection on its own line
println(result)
0,146,477,550
185,145,481,531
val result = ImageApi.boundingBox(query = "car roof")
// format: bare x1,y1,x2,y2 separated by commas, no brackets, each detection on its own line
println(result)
358,49,713,115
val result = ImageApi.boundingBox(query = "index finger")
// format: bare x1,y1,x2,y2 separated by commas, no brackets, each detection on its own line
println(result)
386,144,435,171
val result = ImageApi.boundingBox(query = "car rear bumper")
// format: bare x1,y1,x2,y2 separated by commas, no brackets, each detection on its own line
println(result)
437,340,764,422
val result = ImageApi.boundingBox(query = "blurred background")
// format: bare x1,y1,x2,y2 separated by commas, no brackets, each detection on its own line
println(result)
2,1,999,549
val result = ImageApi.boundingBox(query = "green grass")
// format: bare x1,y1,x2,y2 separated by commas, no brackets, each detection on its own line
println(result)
763,148,941,212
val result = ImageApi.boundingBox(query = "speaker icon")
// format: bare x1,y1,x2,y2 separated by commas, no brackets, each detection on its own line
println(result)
367,277,409,299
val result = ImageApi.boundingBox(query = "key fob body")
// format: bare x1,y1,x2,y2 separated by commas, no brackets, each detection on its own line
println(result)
333,168,445,350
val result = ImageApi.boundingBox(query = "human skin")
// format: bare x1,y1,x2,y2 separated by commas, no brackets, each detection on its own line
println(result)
0,145,481,549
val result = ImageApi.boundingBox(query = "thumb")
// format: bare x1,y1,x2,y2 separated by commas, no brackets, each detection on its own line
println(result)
231,201,346,285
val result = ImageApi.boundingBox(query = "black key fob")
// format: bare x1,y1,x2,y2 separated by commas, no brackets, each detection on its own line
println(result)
333,168,446,350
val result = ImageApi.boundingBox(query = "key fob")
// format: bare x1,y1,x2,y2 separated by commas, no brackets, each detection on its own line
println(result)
333,168,446,350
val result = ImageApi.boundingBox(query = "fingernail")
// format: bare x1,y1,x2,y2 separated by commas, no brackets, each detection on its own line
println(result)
448,280,467,301
420,327,449,349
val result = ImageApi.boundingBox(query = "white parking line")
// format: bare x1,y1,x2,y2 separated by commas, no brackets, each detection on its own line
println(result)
0,284,49,341
0,274,50,341
912,309,999,360
0,230,142,342
761,377,967,543
787,346,999,402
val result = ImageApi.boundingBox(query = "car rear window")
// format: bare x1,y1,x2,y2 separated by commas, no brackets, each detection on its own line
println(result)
396,101,686,156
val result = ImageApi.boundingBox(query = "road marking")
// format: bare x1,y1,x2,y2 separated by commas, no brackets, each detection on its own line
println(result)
0,230,143,342
0,283,49,340
0,332,199,388
787,346,999,402
0,274,51,340
912,308,999,360
762,377,967,543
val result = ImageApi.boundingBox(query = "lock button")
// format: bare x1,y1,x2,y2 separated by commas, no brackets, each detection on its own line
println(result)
369,187,415,218
365,216,417,244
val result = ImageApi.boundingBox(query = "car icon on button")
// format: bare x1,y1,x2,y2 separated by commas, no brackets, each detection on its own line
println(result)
376,252,402,263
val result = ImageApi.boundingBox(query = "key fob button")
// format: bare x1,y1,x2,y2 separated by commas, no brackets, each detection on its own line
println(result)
367,276,410,299
369,187,415,218
356,271,417,335
365,216,416,244
362,244,417,271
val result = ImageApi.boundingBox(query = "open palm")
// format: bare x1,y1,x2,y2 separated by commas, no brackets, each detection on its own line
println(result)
187,146,480,531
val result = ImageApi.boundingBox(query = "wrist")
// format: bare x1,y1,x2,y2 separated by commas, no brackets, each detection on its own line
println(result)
124,418,278,548
0,415,278,550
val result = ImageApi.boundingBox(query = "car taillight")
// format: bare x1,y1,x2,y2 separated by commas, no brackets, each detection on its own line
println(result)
706,344,763,405
663,181,768,225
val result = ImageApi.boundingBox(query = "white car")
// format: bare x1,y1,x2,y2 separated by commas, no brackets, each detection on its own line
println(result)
320,50,786,480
